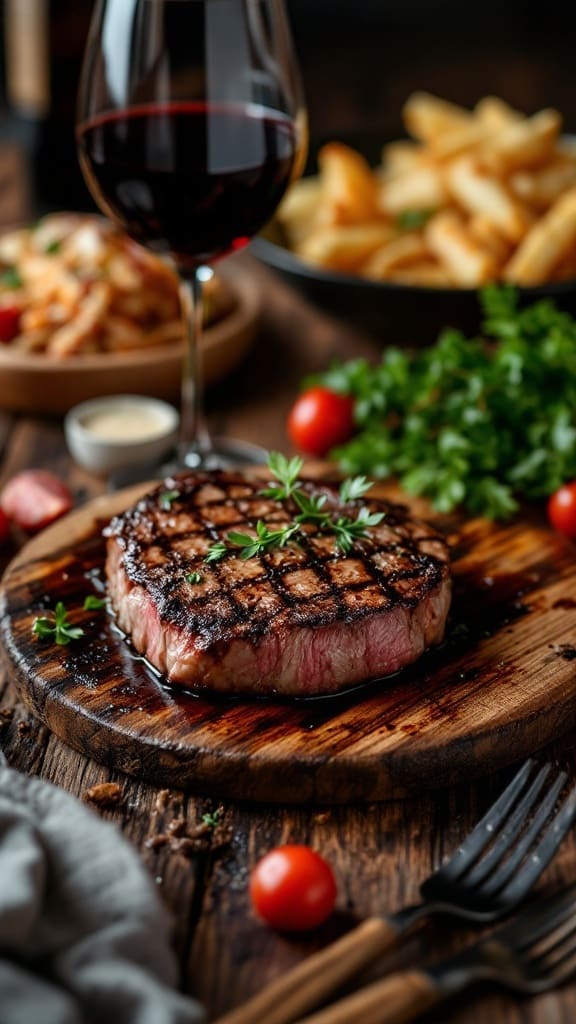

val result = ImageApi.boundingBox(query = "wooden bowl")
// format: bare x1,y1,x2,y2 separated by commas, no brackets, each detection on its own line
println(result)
0,261,260,416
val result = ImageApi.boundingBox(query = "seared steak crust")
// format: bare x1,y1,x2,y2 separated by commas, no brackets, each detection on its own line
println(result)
105,471,451,696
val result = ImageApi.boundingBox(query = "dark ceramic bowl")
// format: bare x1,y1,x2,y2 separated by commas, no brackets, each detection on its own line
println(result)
252,218,576,346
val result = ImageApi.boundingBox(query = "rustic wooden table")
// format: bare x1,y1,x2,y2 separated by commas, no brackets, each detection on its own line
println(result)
0,159,575,1024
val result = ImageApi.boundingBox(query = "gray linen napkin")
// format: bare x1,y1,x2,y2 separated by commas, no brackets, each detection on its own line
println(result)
0,753,205,1024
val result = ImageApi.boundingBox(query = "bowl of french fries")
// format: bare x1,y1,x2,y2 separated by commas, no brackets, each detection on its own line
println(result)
254,93,576,341
0,214,260,414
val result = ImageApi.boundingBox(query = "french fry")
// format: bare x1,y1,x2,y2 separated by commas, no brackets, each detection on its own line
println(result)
504,187,576,285
403,92,472,141
297,223,398,272
429,122,494,161
361,234,430,279
379,165,448,216
468,215,511,265
482,109,561,173
510,161,576,209
318,143,380,224
446,156,529,242
381,140,424,176
276,176,323,245
274,91,576,290
550,250,576,282
426,210,498,286
474,96,523,130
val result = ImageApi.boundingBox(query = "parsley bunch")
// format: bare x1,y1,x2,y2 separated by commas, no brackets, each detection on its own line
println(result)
313,286,576,520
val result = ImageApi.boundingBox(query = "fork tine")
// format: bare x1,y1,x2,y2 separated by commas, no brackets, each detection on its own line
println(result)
478,771,567,897
458,764,554,888
440,759,535,881
530,914,576,967
500,883,576,951
499,784,576,905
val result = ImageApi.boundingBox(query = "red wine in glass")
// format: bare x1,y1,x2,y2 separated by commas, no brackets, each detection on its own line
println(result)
77,101,298,268
76,0,307,470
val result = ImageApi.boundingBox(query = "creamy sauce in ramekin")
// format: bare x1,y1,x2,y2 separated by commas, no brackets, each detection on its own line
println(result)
82,406,169,441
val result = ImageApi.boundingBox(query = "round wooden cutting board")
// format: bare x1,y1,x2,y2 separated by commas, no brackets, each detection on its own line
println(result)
1,482,576,804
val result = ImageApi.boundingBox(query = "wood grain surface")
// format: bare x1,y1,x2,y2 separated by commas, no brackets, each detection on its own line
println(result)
2,144,576,1023
2,480,576,803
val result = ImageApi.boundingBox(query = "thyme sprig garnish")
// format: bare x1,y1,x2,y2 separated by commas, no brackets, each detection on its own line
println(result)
186,571,204,584
205,452,384,562
83,594,107,611
259,452,303,501
159,488,180,510
201,808,222,829
33,602,84,646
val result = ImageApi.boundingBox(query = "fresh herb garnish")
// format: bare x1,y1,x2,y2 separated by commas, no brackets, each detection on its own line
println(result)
205,453,384,561
0,266,23,289
33,602,84,646
339,475,372,504
260,452,303,501
44,239,62,255
310,286,576,520
331,508,386,553
83,595,107,611
225,520,301,560
205,540,228,564
186,571,203,584
201,809,222,829
395,209,435,231
159,489,180,510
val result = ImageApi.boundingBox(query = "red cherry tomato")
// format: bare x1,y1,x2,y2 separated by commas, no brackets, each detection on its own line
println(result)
0,507,10,544
548,482,576,539
250,844,337,932
287,387,355,458
1,471,73,533
0,306,22,343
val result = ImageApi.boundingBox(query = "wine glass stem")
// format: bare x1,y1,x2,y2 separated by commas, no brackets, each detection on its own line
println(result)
178,268,212,468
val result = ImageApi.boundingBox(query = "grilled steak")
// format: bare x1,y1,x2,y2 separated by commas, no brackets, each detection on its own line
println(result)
105,471,451,696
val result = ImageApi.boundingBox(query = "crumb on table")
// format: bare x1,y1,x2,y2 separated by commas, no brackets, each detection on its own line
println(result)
83,781,123,808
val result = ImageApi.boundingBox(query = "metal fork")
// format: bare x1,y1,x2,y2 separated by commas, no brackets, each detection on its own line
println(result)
293,883,576,1024
216,760,576,1024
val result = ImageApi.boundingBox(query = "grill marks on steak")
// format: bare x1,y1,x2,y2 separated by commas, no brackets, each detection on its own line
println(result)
105,471,451,695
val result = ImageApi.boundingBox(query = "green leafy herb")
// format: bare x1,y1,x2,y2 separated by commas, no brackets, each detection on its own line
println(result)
309,286,576,520
206,453,384,562
225,520,301,560
159,489,180,510
331,508,386,553
339,475,372,504
44,239,62,255
83,595,106,611
395,209,435,231
205,540,228,563
260,452,304,500
201,809,222,829
33,602,84,646
0,266,22,289
186,571,203,584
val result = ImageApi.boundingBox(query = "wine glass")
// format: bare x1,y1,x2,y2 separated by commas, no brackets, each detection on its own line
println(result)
76,0,306,469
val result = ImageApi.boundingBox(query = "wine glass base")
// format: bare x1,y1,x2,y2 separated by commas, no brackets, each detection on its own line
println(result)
179,437,269,471
108,437,269,492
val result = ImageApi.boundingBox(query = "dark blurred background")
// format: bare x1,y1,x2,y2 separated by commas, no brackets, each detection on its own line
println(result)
2,0,576,213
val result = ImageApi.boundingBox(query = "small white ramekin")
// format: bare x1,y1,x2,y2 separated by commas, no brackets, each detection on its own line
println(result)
64,394,180,475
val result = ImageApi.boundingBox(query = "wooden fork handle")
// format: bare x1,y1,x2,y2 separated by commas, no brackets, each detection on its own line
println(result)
294,969,440,1024
214,916,401,1024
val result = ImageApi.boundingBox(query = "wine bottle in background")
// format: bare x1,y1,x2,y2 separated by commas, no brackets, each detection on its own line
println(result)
3,0,95,213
